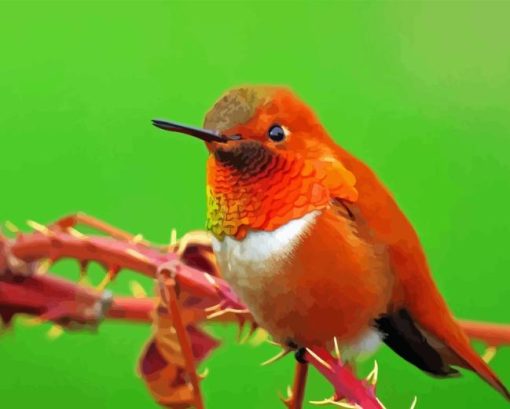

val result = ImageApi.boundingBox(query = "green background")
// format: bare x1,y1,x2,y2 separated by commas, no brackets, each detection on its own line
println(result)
1,0,510,408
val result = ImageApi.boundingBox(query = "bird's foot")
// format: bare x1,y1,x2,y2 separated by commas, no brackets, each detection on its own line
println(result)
294,347,307,364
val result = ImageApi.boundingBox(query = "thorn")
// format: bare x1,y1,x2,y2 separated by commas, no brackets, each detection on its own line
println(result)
333,336,341,362
377,398,388,409
234,312,247,334
162,336,182,352
67,227,88,241
170,228,178,247
237,319,248,344
176,232,194,255
260,348,291,366
482,346,497,363
125,248,149,263
198,367,209,380
203,272,219,288
19,316,43,326
332,401,360,409
5,220,20,234
36,258,53,276
266,339,283,347
366,360,379,386
409,396,418,409
248,328,269,347
77,260,91,286
306,348,333,371
204,302,223,313
286,385,293,399
47,325,64,340
96,267,118,291
278,388,292,408
238,320,258,345
131,234,144,244
129,280,147,298
309,398,333,406
206,307,249,320
96,276,110,291
205,309,225,320
27,220,53,237
309,398,360,408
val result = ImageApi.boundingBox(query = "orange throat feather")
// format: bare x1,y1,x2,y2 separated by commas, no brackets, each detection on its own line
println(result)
206,140,358,240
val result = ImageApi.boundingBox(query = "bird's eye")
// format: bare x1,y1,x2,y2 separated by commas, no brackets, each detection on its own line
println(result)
268,124,286,142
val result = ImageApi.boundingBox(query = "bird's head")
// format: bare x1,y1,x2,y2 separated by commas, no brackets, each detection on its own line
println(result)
153,86,357,239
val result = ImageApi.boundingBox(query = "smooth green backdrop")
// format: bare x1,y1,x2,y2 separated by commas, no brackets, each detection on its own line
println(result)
1,1,510,408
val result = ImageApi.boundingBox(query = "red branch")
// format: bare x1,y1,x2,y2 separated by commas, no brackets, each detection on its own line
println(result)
6,230,244,309
107,297,153,323
458,320,510,347
305,347,381,409
2,224,510,409
0,272,109,327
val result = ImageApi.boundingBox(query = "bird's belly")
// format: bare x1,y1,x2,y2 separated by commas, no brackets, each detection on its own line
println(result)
211,211,320,338
211,208,392,354
211,211,319,311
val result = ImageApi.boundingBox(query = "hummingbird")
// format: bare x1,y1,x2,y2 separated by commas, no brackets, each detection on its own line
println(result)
153,86,510,400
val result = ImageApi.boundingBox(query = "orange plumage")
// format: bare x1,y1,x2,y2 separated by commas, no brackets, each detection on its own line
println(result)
155,85,510,401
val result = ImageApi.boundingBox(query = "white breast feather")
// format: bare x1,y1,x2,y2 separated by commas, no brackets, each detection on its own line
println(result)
211,210,320,289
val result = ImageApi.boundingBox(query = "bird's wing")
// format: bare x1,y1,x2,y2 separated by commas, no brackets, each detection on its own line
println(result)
374,308,463,377
331,146,510,400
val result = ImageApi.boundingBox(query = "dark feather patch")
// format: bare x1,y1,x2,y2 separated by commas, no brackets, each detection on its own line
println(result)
375,309,460,377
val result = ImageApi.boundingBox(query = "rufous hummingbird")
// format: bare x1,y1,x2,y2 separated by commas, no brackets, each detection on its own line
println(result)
153,86,510,401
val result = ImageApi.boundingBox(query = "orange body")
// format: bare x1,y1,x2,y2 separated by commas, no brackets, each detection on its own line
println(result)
155,85,510,400
235,201,393,348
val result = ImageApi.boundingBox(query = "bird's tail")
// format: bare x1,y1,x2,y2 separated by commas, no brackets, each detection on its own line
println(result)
447,330,510,401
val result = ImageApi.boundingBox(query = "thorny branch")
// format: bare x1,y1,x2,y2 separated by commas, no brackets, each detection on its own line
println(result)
1,216,510,409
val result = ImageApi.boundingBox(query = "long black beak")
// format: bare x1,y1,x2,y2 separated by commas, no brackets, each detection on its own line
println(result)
152,119,228,143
